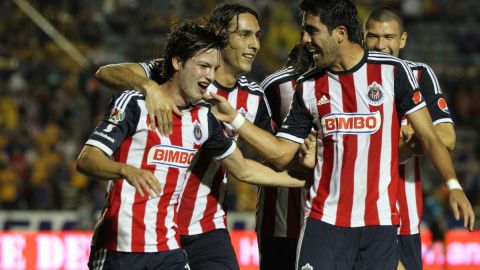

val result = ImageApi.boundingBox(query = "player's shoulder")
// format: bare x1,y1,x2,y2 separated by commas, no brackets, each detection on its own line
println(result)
260,66,297,90
237,75,264,94
296,66,325,86
368,51,407,65
113,90,145,103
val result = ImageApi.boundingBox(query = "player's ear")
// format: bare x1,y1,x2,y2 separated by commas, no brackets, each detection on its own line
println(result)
399,31,407,49
172,57,182,71
335,26,347,44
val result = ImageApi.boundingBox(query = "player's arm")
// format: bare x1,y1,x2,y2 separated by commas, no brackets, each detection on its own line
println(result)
95,61,181,135
407,107,474,230
220,148,305,188
208,92,302,169
77,146,161,197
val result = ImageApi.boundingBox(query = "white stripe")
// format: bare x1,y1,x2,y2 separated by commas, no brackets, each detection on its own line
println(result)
432,118,454,125
350,65,368,226
260,66,295,90
85,140,114,156
368,53,419,90
139,62,152,78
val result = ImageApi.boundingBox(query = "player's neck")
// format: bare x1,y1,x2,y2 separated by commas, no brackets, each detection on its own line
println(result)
162,79,188,107
329,43,365,72
214,64,240,88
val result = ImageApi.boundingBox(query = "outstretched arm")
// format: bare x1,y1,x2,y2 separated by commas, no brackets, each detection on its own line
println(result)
407,107,474,230
95,63,181,134
77,145,161,197
207,92,300,169
221,148,305,188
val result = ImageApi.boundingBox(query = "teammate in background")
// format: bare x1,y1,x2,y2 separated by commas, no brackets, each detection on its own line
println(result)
206,0,475,269
77,19,305,270
95,3,270,269
256,43,314,270
364,7,456,270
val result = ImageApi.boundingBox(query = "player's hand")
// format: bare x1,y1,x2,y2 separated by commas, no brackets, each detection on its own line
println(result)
122,165,162,198
205,92,237,123
400,125,414,143
449,189,475,231
299,131,317,169
144,82,182,135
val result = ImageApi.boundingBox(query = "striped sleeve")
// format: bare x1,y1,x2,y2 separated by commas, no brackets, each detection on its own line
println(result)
86,91,143,156
416,63,453,125
393,60,426,117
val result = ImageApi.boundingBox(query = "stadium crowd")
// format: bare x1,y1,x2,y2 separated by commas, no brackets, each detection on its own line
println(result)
0,0,479,241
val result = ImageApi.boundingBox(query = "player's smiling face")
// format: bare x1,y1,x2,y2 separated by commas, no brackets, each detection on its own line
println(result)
221,12,260,75
364,19,406,57
301,12,339,69
175,48,220,103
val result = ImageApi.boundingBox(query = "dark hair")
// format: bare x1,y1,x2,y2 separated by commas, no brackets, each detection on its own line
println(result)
286,44,314,75
207,2,259,35
299,0,363,45
365,6,405,34
161,20,227,80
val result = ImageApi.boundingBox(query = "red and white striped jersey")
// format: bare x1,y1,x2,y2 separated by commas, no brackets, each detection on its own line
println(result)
256,66,307,239
277,50,426,227
397,61,453,235
178,77,272,235
85,90,235,252
141,60,272,235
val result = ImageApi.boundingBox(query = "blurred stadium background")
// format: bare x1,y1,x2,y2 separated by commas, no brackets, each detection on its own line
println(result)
0,0,479,269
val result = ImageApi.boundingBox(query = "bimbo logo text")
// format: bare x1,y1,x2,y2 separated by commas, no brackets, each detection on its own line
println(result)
147,145,196,168
321,111,381,136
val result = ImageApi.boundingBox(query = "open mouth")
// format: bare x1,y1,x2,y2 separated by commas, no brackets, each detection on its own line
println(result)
198,82,210,94
242,53,256,61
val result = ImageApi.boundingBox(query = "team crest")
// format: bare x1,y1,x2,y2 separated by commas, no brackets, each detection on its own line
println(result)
193,120,202,141
437,98,450,114
366,82,384,106
109,107,125,124
301,263,313,270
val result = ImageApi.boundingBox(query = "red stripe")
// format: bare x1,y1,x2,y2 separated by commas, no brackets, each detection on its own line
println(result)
364,63,383,225
286,188,302,238
311,76,333,220
177,151,212,234
397,164,410,234
97,139,132,249
236,85,249,110
177,108,203,235
389,69,400,225
155,114,183,251
200,166,225,232
335,73,357,227
260,187,277,235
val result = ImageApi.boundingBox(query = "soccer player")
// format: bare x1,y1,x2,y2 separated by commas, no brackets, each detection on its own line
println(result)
364,7,456,270
206,0,475,269
77,20,305,270
94,3,270,269
256,43,314,270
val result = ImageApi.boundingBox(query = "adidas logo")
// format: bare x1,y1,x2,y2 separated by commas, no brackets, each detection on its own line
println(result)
317,95,330,105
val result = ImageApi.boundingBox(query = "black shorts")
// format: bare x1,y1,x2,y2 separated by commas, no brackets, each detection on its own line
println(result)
297,218,398,270
398,234,422,270
88,246,189,270
258,234,297,270
180,229,239,270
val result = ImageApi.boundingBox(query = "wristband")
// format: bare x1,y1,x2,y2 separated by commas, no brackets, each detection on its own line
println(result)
446,178,462,190
230,113,245,130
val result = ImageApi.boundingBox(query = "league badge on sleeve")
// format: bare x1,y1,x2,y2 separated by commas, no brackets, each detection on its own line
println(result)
437,98,450,114
366,82,384,106
109,107,125,124
411,90,423,105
